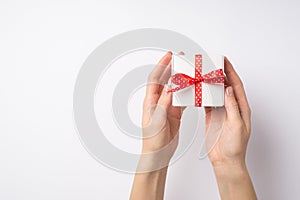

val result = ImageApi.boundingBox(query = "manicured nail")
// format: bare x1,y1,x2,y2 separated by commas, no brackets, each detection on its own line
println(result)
226,86,233,96
178,51,185,55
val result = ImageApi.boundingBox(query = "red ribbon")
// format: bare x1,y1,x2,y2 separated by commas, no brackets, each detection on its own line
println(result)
168,55,225,107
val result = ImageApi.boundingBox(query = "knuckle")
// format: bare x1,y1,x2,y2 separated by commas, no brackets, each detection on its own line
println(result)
236,122,244,130
242,104,251,116
225,101,239,110
247,125,252,134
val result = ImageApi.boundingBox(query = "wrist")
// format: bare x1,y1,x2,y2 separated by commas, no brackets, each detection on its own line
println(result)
139,167,168,180
213,161,248,180
130,166,168,200
212,162,257,200
136,151,170,173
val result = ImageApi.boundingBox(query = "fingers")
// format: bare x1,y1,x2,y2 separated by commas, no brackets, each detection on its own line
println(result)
150,52,172,81
224,86,241,122
158,61,172,86
224,57,251,130
145,52,172,105
159,51,185,87
149,85,172,125
157,85,172,110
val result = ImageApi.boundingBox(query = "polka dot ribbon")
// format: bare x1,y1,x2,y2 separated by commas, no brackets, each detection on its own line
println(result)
168,54,225,107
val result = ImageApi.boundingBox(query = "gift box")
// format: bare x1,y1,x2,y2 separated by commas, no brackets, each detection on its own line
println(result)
169,53,225,107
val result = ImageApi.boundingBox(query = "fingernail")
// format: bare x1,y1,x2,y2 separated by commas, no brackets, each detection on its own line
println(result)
226,86,233,96
167,51,173,55
178,51,185,55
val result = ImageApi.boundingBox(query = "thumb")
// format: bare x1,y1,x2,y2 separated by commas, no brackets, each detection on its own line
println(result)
225,86,241,121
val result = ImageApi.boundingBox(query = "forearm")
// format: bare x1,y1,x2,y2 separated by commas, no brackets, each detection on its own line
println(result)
130,167,168,200
213,163,257,200
130,137,174,200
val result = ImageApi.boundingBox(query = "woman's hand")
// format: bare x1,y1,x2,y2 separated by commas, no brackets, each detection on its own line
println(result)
141,51,184,158
130,52,184,200
206,57,257,200
207,57,251,168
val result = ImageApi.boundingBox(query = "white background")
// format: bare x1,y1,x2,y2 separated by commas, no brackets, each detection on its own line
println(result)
1,0,300,199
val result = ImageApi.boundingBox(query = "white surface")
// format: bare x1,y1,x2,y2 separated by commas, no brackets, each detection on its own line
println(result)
94,50,168,154
172,54,224,106
1,0,300,199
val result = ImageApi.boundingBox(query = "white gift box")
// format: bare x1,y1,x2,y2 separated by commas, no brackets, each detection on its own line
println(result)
171,53,224,107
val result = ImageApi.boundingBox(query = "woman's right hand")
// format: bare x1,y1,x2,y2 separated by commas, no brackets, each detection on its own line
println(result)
206,57,257,200
206,57,251,169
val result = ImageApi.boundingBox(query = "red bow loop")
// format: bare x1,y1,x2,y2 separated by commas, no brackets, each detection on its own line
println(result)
168,69,224,92
169,73,196,92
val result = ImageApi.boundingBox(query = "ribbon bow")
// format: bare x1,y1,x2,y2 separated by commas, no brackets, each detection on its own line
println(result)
168,55,225,107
